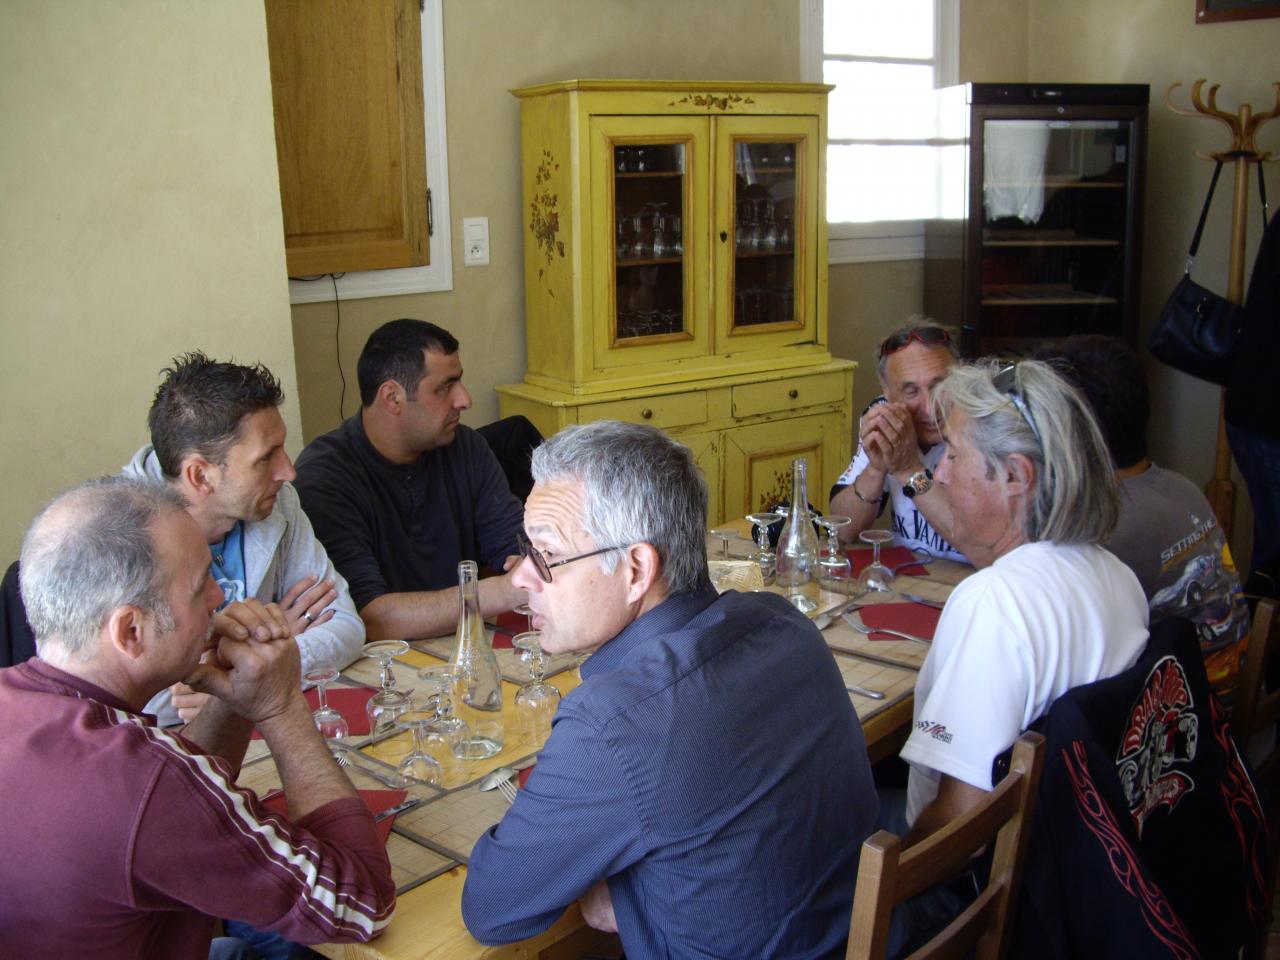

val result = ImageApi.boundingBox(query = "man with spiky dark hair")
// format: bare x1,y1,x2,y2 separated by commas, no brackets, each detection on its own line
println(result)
123,352,364,726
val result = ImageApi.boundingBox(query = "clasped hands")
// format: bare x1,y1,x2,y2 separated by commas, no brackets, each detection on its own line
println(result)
171,574,335,723
859,400,923,478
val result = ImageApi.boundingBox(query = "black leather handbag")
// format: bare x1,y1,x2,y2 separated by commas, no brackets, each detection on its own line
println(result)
1149,160,1266,385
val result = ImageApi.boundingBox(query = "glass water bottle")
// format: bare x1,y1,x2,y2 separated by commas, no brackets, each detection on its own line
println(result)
776,458,819,613
448,560,505,758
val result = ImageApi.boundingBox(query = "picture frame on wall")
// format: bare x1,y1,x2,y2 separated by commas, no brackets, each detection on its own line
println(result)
1196,0,1280,23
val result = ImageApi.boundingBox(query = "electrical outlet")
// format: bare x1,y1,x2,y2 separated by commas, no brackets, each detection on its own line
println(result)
463,217,490,266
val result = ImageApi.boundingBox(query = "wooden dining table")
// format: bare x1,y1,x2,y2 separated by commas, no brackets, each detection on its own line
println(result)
290,531,972,960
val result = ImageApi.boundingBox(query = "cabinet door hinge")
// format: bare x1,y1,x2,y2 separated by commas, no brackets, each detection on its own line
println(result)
427,188,434,237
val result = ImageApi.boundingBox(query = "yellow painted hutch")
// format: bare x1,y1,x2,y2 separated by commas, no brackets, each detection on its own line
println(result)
497,80,855,524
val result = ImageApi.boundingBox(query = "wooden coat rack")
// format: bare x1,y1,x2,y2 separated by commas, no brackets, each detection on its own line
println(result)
1165,79,1279,541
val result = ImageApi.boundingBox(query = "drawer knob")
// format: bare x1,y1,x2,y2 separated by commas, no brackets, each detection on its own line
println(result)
640,407,653,420
788,388,799,400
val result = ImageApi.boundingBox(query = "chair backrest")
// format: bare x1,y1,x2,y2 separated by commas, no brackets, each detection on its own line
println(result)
0,561,37,669
1235,597,1280,794
846,732,1045,960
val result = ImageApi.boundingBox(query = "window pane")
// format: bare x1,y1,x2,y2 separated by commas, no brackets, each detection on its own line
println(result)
828,144,965,222
825,61,937,140
824,0,933,58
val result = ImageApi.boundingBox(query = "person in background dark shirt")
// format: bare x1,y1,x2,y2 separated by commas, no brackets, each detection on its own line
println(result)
294,319,526,641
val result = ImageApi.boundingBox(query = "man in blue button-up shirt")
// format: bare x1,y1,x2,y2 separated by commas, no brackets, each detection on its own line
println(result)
462,420,878,959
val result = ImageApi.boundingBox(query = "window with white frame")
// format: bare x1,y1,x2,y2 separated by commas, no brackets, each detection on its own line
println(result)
289,0,452,304
801,0,959,263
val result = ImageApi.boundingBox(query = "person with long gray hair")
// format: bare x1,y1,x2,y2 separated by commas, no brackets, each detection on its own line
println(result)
884,359,1149,952
0,476,395,957
463,420,878,958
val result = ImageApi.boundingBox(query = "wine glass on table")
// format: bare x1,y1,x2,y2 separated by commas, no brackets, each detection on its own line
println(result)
814,515,854,594
362,640,411,737
514,631,560,741
305,667,348,741
857,529,897,595
417,665,469,754
745,511,782,586
393,701,444,786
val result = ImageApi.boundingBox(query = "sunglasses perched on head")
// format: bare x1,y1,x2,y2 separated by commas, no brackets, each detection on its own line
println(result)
993,362,1044,451
877,326,951,360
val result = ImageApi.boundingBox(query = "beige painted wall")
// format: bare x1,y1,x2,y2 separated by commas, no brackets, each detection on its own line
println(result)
291,0,801,440
0,1,299,562
1027,0,1280,566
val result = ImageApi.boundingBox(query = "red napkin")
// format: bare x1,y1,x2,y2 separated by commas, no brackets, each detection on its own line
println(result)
858,602,942,640
487,609,530,649
846,546,930,577
251,686,375,739
262,787,407,843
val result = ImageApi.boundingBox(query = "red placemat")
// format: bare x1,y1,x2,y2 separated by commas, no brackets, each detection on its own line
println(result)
846,546,930,577
487,609,530,649
251,686,375,739
859,602,942,640
262,787,406,843
518,765,534,789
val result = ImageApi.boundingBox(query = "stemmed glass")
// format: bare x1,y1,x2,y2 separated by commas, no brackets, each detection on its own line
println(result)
512,631,541,674
417,665,469,759
305,667,348,740
858,529,897,594
815,515,854,593
393,701,443,786
362,640,411,736
514,631,560,740
745,511,782,586
709,528,736,559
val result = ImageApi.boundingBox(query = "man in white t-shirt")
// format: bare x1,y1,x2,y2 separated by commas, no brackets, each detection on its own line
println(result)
900,359,1148,844
829,319,966,563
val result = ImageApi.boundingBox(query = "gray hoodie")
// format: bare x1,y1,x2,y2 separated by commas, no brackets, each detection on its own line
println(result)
124,445,365,725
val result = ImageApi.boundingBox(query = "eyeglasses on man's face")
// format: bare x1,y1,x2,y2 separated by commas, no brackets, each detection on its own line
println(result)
516,531,626,584
877,326,951,361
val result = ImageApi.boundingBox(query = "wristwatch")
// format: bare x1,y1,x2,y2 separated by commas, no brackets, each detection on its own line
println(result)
901,468,933,499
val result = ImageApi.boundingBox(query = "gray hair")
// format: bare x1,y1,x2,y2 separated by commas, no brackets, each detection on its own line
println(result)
875,315,959,384
530,420,711,595
932,360,1119,545
20,477,186,660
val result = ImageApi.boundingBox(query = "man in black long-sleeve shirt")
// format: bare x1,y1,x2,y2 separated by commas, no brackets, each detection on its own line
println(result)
295,320,526,641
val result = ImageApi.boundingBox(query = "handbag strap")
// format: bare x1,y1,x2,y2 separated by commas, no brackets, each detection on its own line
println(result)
1186,159,1271,271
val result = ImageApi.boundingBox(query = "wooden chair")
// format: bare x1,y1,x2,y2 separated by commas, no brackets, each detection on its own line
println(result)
1235,598,1280,960
846,732,1045,960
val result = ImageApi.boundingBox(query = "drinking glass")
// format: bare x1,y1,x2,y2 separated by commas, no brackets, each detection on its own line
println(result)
858,529,897,594
305,667,348,740
649,203,668,258
362,640,411,736
514,632,560,741
512,630,541,674
709,528,736,559
815,515,854,593
394,703,444,786
417,665,469,751
745,511,782,586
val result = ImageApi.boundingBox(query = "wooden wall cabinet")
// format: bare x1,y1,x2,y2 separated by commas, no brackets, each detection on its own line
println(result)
498,81,854,522
924,83,1148,356
265,0,428,276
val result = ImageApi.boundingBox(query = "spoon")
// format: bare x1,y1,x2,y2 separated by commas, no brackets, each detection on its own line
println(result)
478,766,518,792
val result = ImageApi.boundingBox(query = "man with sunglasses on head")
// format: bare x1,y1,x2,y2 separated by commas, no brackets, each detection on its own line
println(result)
462,420,877,959
830,318,967,563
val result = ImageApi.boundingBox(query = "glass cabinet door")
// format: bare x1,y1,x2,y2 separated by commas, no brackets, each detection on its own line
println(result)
715,116,819,354
590,117,710,370
977,117,1136,347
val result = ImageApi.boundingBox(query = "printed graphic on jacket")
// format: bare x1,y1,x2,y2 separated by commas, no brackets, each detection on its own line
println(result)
1116,655,1199,835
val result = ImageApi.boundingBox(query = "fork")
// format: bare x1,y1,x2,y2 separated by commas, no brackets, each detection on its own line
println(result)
331,744,410,788
496,778,518,804
841,613,931,646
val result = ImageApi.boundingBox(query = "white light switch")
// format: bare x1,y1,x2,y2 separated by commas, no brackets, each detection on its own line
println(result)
462,216,490,266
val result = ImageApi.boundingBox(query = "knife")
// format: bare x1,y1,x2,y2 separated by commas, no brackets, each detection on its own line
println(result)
902,592,945,610
846,683,886,700
374,797,424,822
